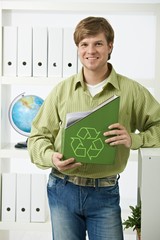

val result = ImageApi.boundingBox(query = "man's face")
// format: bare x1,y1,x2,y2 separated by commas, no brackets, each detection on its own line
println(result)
77,32,113,72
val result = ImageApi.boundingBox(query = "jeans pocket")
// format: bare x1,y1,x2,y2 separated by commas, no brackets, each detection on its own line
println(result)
107,182,119,195
47,173,58,188
100,182,120,201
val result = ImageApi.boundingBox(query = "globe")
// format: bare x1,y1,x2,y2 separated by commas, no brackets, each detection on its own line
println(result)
9,93,44,137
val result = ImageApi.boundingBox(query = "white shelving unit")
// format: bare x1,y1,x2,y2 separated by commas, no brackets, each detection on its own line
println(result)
0,1,160,240
138,148,160,240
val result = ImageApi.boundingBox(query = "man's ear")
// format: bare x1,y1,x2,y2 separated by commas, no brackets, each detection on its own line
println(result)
108,42,113,53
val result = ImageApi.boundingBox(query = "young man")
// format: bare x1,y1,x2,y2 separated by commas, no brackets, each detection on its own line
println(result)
28,16,160,240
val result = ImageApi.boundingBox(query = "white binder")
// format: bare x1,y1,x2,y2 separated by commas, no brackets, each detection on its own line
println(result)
62,28,78,77
1,173,16,222
2,26,17,76
16,173,30,222
78,58,82,72
17,26,32,76
30,174,48,222
48,27,63,77
33,27,48,77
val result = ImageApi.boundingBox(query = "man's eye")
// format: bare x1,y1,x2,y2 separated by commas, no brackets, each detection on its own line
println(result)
96,42,103,46
81,43,87,47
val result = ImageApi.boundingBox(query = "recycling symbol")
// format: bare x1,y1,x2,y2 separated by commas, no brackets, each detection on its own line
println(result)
71,127,104,160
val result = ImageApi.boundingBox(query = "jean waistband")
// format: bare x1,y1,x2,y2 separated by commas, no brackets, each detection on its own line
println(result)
51,169,118,187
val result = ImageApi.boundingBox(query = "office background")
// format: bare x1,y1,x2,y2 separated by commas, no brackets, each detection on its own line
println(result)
0,0,160,239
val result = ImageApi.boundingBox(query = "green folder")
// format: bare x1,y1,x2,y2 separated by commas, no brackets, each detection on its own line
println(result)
61,95,120,164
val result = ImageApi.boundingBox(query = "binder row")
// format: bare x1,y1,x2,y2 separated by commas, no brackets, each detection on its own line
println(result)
1,173,48,223
2,26,81,78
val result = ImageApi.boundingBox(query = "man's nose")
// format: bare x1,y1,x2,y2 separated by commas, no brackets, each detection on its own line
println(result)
87,45,96,53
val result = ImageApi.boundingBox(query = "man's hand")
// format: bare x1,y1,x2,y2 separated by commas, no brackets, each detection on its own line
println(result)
103,123,131,148
52,152,82,171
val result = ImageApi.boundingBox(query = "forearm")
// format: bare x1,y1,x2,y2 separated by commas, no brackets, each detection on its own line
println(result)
130,125,160,150
28,135,55,169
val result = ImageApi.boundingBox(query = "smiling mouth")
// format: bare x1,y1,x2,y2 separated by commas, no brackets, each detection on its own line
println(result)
86,57,99,59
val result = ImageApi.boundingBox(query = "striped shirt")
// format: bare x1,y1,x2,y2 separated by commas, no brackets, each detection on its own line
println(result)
28,64,160,178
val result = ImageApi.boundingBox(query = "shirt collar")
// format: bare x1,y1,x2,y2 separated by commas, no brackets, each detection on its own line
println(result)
74,69,86,90
106,63,120,90
74,63,120,91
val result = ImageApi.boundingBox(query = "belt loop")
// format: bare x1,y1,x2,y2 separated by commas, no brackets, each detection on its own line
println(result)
117,174,120,181
95,179,99,190
63,175,69,185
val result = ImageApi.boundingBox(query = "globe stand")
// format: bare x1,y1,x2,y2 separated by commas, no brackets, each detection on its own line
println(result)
15,139,28,149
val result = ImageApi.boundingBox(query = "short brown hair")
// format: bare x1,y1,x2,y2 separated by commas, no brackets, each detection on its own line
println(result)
74,16,114,46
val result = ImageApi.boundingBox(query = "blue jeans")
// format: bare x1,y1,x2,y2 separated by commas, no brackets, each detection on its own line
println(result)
47,173,124,240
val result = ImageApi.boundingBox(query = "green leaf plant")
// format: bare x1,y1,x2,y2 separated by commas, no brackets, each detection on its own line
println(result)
123,203,141,236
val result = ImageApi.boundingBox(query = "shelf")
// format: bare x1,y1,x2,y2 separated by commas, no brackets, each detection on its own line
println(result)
0,143,29,158
1,1,158,13
0,220,51,231
1,76,62,85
